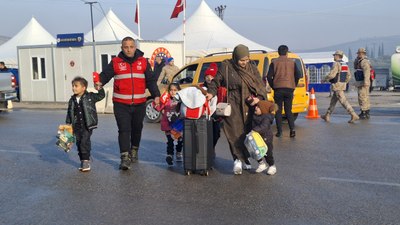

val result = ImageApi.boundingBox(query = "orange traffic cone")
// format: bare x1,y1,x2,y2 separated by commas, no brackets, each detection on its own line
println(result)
305,88,320,119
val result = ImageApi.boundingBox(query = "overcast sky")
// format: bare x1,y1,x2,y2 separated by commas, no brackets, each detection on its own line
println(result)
1,0,399,50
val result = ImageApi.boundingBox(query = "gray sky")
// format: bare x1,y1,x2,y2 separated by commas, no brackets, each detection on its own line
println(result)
1,0,399,50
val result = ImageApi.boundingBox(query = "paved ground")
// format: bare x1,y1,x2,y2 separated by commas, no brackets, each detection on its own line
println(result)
1,91,399,225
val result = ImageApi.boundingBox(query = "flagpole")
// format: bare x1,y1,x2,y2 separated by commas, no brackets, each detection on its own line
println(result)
137,0,141,39
183,0,186,64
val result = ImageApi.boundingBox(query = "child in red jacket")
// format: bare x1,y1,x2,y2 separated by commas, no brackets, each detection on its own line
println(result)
156,83,182,166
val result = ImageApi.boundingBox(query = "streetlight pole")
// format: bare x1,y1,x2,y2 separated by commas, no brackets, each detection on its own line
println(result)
85,1,98,72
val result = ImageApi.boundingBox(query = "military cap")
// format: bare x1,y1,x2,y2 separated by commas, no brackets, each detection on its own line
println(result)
333,50,344,56
357,48,367,54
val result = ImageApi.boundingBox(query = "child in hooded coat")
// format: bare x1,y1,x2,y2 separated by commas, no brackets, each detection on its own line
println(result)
251,100,277,175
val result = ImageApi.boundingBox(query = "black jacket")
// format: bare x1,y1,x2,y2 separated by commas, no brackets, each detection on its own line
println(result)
66,88,105,130
252,114,274,144
99,49,160,99
154,59,166,81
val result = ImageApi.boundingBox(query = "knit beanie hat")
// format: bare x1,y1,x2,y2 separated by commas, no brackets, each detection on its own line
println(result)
205,63,218,77
232,44,249,63
257,100,276,114
167,57,174,63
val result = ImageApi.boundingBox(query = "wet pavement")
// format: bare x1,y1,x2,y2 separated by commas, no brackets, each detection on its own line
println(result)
1,93,400,225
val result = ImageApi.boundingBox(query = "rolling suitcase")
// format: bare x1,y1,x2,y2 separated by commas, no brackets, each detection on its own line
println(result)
183,117,213,176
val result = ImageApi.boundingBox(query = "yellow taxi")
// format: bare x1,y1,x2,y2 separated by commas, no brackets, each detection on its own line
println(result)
145,50,309,123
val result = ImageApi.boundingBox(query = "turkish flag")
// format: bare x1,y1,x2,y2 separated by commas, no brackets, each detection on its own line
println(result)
134,3,139,24
170,0,185,19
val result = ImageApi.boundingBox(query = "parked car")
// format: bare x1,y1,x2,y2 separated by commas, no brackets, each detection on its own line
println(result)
0,71,18,111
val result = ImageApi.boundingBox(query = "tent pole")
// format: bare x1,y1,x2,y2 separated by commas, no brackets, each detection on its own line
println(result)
183,0,186,64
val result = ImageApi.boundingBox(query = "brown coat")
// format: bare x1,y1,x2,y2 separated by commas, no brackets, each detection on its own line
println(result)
208,59,267,161
267,55,299,90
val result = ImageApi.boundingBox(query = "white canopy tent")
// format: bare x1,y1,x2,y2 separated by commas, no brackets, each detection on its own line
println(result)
160,0,274,57
0,17,55,67
85,9,140,42
298,51,349,64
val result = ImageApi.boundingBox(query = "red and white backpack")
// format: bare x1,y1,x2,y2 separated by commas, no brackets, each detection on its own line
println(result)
175,87,210,119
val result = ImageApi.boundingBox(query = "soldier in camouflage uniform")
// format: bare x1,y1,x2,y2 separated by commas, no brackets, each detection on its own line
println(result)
353,48,371,119
321,50,359,123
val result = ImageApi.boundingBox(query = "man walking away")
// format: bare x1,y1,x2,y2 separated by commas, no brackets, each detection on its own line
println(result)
267,45,301,138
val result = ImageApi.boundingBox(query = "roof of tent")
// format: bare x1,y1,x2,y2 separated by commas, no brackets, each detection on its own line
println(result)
85,9,140,42
0,17,56,67
160,0,274,57
298,51,349,64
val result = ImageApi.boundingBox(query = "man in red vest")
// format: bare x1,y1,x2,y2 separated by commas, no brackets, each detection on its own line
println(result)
96,36,160,170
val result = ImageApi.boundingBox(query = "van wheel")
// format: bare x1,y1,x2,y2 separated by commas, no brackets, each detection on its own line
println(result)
145,99,161,123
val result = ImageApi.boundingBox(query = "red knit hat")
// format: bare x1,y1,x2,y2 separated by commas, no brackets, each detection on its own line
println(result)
205,63,218,77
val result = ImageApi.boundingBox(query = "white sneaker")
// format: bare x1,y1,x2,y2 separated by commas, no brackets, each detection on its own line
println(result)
243,163,252,170
255,162,268,173
233,159,242,175
267,165,277,175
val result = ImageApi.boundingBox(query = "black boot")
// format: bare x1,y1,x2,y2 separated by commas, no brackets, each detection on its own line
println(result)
175,139,183,162
290,130,296,138
358,111,367,120
129,146,139,163
119,152,131,170
166,135,174,165
275,129,282,137
365,110,370,119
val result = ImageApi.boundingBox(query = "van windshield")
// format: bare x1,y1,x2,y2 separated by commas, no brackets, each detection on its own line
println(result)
199,62,222,83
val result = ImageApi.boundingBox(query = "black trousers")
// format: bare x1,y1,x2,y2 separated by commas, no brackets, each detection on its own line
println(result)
265,141,274,166
113,102,146,153
212,120,221,148
166,134,183,155
74,126,93,161
274,88,295,132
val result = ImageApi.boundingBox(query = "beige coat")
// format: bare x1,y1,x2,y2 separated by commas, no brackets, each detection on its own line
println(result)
323,61,350,91
354,56,371,87
157,64,179,86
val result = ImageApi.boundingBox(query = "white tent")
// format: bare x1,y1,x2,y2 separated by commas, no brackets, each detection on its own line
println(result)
0,17,55,67
161,0,274,57
298,52,349,64
85,9,140,42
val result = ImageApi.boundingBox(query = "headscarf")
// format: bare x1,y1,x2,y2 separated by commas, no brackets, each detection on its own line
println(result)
230,44,267,99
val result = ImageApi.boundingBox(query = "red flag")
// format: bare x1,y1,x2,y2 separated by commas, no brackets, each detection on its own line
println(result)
170,0,185,19
134,2,139,24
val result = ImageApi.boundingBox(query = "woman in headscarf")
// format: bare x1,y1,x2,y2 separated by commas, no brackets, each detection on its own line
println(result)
206,44,267,175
